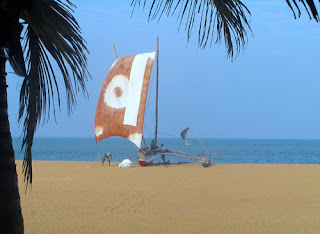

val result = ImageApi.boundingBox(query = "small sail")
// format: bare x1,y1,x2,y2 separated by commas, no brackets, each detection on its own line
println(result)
94,52,156,148
180,128,190,142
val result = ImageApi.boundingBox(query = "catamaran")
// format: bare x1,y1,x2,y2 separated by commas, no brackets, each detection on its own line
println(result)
94,37,212,167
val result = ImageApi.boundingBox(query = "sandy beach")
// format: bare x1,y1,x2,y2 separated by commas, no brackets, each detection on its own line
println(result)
17,160,320,233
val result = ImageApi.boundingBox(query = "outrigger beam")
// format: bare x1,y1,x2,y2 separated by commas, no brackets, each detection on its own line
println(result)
150,150,212,165
168,150,211,159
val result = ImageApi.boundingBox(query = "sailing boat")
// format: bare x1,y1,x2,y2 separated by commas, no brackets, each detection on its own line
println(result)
180,128,194,145
94,37,211,167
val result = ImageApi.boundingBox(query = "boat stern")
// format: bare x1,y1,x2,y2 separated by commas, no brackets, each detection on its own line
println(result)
137,148,156,166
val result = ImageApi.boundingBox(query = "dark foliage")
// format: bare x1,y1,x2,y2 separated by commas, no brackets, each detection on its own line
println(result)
2,0,90,186
131,0,320,60
131,0,252,60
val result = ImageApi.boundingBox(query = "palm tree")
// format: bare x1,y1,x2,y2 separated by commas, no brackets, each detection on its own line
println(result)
0,0,89,232
131,0,320,60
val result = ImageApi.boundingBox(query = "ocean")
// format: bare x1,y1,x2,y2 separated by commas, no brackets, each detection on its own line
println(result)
12,138,320,164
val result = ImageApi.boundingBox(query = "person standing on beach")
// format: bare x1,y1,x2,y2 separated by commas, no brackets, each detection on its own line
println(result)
161,144,166,163
102,153,112,166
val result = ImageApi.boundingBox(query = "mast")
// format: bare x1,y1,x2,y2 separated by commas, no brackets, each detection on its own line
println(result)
154,37,159,148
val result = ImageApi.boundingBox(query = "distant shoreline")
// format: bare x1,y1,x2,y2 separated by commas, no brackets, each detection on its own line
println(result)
12,139,320,164
12,136,320,140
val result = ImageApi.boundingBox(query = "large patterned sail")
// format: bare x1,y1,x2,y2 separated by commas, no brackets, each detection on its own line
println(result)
94,52,156,148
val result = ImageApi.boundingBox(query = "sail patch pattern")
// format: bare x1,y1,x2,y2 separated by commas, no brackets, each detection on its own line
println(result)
103,75,128,109
124,52,155,127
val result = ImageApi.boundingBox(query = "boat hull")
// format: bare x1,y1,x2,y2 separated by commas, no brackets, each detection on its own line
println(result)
138,157,156,166
137,149,156,166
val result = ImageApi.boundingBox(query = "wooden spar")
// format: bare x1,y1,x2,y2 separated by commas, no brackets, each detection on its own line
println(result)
168,150,210,158
159,150,211,162
154,37,159,148
129,154,137,159
112,44,118,59
141,134,147,149
145,148,211,162
163,153,204,162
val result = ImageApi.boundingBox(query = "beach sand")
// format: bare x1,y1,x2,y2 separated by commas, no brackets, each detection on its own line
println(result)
17,160,320,233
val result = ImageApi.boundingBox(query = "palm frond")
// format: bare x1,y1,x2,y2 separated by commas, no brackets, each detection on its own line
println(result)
3,11,27,77
286,0,320,21
19,0,90,185
20,26,55,186
5,46,26,77
131,0,251,60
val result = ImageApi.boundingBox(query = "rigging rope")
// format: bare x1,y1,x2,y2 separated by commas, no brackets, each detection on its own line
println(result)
158,132,177,138
159,54,209,154
143,63,156,139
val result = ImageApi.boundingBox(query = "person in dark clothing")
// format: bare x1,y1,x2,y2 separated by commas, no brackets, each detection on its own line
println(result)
102,152,112,166
150,139,155,150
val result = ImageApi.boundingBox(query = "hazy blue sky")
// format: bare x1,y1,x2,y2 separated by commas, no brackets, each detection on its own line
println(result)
7,1,320,139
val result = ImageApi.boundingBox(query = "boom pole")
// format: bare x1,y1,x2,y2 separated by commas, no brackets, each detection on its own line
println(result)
112,44,118,59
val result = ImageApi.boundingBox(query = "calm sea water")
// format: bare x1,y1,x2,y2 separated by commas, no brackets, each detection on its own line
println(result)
12,137,320,164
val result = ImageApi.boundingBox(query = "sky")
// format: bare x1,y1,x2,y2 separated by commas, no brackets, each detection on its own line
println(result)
6,0,320,139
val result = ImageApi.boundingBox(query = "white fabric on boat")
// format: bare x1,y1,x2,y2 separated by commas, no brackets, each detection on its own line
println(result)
123,52,155,127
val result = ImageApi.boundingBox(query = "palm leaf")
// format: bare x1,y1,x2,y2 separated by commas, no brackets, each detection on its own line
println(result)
131,0,252,59
286,0,320,21
19,0,90,186
132,0,320,59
